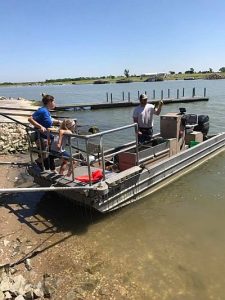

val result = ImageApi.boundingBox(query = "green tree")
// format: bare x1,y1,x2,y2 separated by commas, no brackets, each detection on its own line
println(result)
219,67,225,72
209,68,213,73
124,69,130,78
190,68,194,73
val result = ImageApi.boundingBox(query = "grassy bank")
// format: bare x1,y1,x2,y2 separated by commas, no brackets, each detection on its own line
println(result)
1,72,225,87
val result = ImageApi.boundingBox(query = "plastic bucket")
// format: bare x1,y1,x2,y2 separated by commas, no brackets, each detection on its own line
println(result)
189,141,199,148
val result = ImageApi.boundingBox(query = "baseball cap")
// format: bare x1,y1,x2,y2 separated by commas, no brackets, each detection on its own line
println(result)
139,94,148,100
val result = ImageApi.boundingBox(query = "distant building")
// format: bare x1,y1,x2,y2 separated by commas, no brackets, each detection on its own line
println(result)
140,72,166,82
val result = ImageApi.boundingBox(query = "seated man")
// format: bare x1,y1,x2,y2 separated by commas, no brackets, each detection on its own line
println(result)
133,94,163,144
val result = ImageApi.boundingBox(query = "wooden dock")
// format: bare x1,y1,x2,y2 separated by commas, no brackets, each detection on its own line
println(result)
54,97,209,111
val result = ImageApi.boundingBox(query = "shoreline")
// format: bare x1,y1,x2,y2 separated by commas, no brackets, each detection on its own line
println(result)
0,153,141,299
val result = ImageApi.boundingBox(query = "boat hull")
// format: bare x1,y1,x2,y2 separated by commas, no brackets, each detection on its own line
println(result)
28,133,225,213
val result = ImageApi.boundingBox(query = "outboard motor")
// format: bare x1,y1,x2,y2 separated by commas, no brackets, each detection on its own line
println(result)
194,115,209,138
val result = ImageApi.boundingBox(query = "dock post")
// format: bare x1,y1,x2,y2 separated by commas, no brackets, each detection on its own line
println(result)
153,90,155,99
161,90,163,100
110,93,113,103
204,88,206,97
177,89,179,99
106,92,109,102
138,91,140,99
192,88,195,97
122,91,125,101
168,89,170,98
182,88,185,97
128,92,130,102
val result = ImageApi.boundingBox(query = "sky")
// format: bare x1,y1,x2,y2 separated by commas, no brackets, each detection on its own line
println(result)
1,0,225,82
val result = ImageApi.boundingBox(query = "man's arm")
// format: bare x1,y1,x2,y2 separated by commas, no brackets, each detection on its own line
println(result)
154,101,163,115
133,117,138,123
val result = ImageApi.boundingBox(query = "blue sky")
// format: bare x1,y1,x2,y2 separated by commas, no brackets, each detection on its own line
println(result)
1,0,225,82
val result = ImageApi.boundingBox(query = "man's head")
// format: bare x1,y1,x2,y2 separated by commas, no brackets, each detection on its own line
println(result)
139,94,148,106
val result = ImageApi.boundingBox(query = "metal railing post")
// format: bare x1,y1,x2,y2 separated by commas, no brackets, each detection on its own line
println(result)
134,123,139,165
204,88,206,97
68,136,75,181
100,136,106,180
86,139,92,186
182,88,185,97
177,89,179,99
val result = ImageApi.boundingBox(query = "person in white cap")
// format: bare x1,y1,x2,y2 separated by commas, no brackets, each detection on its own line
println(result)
133,93,163,144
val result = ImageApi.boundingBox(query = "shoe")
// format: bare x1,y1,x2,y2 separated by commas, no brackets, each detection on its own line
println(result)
35,160,44,171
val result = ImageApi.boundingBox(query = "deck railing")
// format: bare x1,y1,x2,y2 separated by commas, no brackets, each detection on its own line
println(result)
27,123,139,185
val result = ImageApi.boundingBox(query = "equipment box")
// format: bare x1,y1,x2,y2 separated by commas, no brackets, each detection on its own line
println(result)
185,131,203,144
160,113,182,140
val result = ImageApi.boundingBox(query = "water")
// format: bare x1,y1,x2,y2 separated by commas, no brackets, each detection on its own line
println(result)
2,79,225,298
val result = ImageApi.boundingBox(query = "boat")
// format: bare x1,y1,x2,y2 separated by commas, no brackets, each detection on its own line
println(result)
26,109,225,213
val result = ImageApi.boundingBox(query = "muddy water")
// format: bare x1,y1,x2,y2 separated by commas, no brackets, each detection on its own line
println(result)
81,151,225,299
2,80,225,298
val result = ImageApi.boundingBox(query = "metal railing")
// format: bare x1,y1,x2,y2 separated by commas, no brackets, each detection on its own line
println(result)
27,123,139,185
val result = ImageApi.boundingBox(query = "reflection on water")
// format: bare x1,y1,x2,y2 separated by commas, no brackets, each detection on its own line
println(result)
83,151,225,298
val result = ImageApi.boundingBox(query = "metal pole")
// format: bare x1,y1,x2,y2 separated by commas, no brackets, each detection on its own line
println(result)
182,88,185,97
122,91,124,101
138,91,140,99
192,87,195,97
204,88,206,97
106,92,109,102
100,136,105,180
68,136,75,181
128,92,130,102
86,139,92,186
134,123,139,165
168,89,170,98
110,93,113,103
153,90,155,99
0,186,97,194
177,89,179,99
161,90,163,100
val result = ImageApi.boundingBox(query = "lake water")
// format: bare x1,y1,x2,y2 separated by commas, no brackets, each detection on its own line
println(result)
2,80,225,298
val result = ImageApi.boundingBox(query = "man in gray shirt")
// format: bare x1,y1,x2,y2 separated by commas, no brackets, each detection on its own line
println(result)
133,93,163,144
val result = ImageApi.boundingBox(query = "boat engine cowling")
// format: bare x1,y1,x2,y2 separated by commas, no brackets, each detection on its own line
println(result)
194,115,209,136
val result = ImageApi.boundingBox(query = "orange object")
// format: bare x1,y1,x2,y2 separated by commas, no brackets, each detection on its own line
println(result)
75,169,103,183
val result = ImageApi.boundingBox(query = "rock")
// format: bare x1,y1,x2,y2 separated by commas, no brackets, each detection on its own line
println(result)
15,296,25,300
0,276,11,292
24,259,32,271
0,291,4,300
3,291,12,299
3,240,10,247
10,274,27,295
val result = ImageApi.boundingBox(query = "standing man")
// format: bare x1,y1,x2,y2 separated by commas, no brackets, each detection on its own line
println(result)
133,93,163,144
